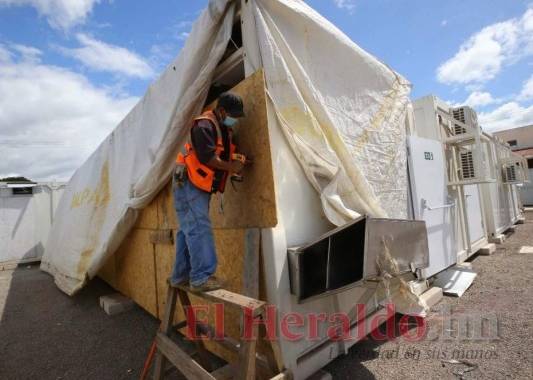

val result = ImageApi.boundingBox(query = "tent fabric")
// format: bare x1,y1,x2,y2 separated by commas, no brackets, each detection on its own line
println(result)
42,0,411,295
41,0,236,295
252,0,411,225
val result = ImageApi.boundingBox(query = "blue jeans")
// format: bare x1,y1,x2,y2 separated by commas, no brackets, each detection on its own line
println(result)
171,177,217,286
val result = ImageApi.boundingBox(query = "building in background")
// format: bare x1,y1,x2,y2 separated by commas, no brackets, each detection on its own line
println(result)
0,181,66,268
495,125,533,205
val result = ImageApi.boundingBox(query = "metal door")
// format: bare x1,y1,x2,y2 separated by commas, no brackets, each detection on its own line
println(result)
464,185,485,244
408,136,456,278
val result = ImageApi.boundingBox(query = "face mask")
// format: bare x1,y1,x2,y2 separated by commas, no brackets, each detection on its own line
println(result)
223,116,238,127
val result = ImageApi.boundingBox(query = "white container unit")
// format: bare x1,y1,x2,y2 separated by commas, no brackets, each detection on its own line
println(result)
0,182,65,266
480,136,525,238
411,95,491,277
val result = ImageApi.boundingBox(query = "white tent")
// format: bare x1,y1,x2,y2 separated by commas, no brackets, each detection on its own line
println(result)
42,0,410,295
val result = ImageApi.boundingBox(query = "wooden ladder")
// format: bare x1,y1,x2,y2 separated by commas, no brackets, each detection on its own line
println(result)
152,283,270,380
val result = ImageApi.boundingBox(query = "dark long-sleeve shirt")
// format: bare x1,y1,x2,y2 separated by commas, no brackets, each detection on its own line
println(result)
190,118,230,165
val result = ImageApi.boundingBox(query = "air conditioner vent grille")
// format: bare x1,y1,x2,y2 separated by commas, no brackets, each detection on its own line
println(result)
454,124,467,135
452,108,467,135
453,108,465,123
504,165,517,182
460,151,475,179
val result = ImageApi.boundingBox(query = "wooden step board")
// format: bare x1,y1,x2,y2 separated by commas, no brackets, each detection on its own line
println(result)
152,284,286,380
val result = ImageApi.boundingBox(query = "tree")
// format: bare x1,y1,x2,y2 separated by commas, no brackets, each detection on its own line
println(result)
0,176,34,183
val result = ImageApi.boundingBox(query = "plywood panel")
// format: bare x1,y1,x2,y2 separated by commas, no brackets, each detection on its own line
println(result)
209,69,277,228
158,181,178,230
114,229,158,316
134,195,159,229
97,253,117,289
155,240,175,319
158,71,276,230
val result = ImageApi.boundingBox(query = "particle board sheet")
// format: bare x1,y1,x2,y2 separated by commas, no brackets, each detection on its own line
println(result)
133,198,159,229
157,182,176,230
114,228,158,316
157,71,276,230
101,223,268,364
209,69,277,228
98,253,117,289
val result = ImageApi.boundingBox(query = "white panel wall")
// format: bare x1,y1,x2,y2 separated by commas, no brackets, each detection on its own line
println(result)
520,169,533,205
0,184,65,264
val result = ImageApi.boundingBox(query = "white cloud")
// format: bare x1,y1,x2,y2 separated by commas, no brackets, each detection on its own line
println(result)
332,0,356,13
175,20,193,30
437,8,533,84
0,0,101,30
519,74,533,100
0,44,138,181
60,34,154,78
0,45,12,62
465,83,485,93
441,19,448,27
149,18,194,71
11,44,42,62
463,91,498,108
478,102,533,131
176,32,190,41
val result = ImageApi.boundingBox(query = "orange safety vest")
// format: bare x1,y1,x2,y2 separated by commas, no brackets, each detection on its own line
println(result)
176,110,236,193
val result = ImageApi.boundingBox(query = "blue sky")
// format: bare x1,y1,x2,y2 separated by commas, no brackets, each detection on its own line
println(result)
0,0,532,180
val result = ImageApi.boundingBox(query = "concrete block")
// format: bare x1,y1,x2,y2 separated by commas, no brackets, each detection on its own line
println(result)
456,262,473,270
507,226,516,233
519,246,533,254
307,370,332,380
0,262,18,271
516,216,525,224
478,243,496,256
489,234,505,244
420,286,443,309
99,293,135,316
408,279,429,296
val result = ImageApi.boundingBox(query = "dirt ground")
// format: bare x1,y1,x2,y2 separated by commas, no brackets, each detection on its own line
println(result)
1,213,532,380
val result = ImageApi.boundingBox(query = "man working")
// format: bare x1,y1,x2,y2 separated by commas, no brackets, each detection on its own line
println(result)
171,92,247,292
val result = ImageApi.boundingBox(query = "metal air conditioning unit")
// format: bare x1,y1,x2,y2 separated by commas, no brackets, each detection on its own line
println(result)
451,106,478,136
502,164,517,183
501,155,529,184
440,106,495,185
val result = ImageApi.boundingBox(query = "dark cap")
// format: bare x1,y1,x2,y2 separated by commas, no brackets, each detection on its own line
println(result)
217,92,245,117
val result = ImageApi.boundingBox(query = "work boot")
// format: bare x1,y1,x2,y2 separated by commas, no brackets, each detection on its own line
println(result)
190,276,224,292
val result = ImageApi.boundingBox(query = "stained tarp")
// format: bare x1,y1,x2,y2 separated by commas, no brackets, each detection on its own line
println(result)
250,0,410,225
42,0,411,295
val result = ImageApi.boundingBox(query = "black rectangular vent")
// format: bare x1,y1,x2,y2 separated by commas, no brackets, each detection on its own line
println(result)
289,217,366,303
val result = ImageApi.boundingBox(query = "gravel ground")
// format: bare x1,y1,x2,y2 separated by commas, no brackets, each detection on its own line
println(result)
1,213,532,379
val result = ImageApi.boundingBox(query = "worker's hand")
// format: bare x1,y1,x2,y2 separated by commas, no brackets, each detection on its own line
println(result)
232,153,253,165
229,160,244,173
